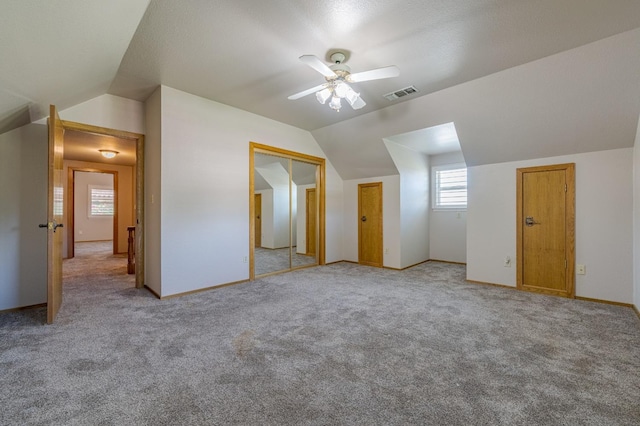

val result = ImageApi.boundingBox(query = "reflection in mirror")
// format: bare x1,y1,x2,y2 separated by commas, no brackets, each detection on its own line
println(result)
254,153,291,276
291,159,318,269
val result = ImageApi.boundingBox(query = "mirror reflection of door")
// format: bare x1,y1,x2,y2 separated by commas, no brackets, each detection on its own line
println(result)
254,193,262,247
251,147,321,277
306,188,316,256
291,159,317,268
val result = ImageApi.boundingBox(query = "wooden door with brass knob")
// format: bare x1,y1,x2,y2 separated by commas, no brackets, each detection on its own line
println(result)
358,182,383,267
517,163,575,298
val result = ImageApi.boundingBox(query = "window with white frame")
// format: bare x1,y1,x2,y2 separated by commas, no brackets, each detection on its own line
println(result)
432,164,467,210
88,185,114,217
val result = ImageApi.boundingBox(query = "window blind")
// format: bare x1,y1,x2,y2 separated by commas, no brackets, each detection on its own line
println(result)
435,167,467,208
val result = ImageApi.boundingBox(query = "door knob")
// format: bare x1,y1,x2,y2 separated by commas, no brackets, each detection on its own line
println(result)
525,216,538,227
38,221,64,233
361,216,367,222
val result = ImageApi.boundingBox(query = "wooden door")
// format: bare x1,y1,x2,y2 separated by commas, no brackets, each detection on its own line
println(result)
517,163,575,298
254,193,262,247
306,188,316,255
358,182,383,267
47,105,65,323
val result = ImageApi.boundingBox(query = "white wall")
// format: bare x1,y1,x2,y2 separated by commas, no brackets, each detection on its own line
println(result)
74,172,114,242
156,86,343,297
59,94,145,134
0,124,48,310
468,148,634,304
343,175,401,268
633,116,640,310
384,140,430,268
429,152,467,263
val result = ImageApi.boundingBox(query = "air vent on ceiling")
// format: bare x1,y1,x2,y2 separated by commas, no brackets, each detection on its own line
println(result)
383,85,418,101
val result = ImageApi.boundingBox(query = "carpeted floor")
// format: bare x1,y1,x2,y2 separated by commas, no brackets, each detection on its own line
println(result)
1,242,639,425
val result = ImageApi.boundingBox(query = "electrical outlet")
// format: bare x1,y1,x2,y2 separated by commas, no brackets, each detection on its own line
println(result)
384,248,389,254
242,256,248,263
504,256,511,267
576,264,586,275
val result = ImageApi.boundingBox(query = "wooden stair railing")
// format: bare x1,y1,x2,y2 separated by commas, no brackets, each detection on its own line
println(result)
127,226,135,274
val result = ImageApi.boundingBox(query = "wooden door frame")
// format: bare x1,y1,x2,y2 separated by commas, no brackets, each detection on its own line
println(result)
358,182,383,267
67,169,119,258
61,120,145,289
516,163,575,297
249,142,326,279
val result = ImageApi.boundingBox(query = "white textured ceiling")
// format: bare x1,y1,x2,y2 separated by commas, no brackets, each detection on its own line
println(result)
0,0,150,132
108,0,640,131
2,1,640,175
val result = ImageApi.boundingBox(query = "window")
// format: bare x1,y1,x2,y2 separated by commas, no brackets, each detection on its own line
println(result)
432,164,467,210
89,186,114,216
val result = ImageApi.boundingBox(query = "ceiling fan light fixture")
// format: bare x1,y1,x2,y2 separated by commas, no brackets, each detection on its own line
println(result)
290,52,398,112
99,149,119,159
329,96,342,111
316,88,332,104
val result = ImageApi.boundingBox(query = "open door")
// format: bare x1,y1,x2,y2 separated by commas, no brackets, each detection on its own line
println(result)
46,105,65,323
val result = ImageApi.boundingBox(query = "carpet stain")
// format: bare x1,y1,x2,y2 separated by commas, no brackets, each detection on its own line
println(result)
66,359,113,375
233,330,256,357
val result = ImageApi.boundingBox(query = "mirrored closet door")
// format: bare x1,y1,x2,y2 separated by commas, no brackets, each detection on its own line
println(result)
250,143,325,279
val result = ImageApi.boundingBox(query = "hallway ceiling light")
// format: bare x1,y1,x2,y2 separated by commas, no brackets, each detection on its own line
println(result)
99,149,119,159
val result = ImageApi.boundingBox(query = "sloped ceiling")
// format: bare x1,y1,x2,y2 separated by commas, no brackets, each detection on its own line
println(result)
313,28,640,177
0,1,150,132
2,1,640,176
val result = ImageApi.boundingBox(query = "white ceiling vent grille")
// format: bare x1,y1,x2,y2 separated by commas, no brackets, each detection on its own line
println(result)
383,85,418,101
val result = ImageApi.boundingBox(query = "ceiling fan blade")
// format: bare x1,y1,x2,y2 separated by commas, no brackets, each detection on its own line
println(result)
349,65,400,83
299,55,337,78
287,83,327,100
350,96,366,110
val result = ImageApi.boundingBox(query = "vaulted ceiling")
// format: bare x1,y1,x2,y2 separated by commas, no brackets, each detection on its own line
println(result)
2,1,640,176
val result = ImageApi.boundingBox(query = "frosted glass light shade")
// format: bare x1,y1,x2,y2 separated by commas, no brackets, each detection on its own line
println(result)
345,86,360,106
99,150,119,159
329,96,342,111
334,82,349,98
316,88,332,104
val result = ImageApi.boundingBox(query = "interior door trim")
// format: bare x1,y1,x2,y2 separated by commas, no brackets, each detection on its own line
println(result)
61,120,145,289
249,142,326,279
516,163,575,298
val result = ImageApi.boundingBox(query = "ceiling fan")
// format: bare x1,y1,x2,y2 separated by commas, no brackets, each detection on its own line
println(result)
288,52,400,112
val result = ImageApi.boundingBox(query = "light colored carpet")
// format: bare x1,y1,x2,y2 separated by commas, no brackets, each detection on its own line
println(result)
1,246,639,425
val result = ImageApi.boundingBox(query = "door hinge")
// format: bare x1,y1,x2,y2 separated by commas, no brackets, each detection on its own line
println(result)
565,259,567,269
565,184,567,192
